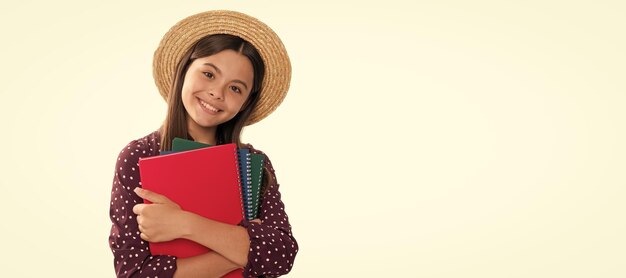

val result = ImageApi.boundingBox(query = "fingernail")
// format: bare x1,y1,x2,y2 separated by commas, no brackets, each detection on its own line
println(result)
134,187,143,193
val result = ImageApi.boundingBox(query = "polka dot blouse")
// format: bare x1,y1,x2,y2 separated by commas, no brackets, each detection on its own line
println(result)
108,130,298,277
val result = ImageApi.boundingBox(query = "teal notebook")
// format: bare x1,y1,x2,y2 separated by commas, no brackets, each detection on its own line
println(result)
249,153,264,219
172,137,213,152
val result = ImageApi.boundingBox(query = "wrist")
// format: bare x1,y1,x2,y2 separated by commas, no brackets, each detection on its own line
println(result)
179,210,196,239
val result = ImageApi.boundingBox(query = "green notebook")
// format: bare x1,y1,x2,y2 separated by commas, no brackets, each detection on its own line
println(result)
172,137,213,152
170,137,264,220
249,154,264,219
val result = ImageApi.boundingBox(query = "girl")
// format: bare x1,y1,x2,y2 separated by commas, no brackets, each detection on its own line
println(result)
108,10,298,278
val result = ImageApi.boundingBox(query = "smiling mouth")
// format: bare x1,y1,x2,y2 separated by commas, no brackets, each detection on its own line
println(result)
198,98,221,113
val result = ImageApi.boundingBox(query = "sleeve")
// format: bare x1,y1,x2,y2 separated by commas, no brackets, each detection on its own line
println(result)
108,140,178,278
239,151,299,277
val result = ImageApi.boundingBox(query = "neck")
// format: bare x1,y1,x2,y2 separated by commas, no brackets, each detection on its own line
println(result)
187,117,217,145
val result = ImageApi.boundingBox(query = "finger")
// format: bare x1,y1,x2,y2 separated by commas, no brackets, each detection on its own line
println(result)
251,219,262,224
134,187,171,204
136,215,143,225
133,204,146,215
140,232,149,241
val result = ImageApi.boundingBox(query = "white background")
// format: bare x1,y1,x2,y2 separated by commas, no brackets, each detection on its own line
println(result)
1,0,625,277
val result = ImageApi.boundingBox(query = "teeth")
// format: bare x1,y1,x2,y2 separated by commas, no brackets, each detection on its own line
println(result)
199,99,219,112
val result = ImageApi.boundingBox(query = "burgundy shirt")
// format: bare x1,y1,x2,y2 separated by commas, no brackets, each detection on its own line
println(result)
108,131,298,277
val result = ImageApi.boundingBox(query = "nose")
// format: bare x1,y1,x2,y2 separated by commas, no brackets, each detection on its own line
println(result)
208,87,224,100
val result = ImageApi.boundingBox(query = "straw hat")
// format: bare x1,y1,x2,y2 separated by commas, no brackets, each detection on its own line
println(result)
153,10,291,125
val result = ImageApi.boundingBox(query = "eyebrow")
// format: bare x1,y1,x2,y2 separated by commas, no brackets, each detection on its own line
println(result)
203,63,249,90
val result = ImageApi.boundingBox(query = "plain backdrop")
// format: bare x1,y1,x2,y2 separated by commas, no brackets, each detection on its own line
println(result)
1,0,625,277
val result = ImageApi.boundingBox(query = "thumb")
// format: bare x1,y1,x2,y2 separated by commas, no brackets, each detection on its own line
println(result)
134,187,172,204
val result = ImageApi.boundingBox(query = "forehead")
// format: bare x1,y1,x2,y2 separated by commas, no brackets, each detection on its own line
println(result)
194,50,251,69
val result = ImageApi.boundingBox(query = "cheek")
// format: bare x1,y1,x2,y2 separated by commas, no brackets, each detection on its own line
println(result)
181,85,191,100
180,75,199,107
181,77,192,96
180,87,194,113
232,96,249,112
180,72,197,97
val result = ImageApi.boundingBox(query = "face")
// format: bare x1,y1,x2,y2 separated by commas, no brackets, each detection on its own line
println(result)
181,49,254,137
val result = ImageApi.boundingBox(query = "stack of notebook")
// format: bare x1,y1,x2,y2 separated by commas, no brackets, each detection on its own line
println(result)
160,138,265,221
137,138,264,277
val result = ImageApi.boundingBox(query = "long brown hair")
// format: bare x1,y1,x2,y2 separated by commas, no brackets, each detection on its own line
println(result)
159,34,265,150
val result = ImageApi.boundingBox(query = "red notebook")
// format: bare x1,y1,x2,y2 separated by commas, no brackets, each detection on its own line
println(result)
138,143,244,277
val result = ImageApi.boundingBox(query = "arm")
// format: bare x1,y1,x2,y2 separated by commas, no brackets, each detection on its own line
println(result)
238,149,299,277
174,252,239,278
180,213,252,268
131,187,245,277
175,149,299,277
108,140,177,277
109,140,238,277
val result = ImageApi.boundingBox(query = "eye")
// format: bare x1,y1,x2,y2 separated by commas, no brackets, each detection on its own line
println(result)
202,72,214,79
230,86,242,94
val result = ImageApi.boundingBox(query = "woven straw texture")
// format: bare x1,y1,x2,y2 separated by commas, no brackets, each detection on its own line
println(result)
153,10,291,125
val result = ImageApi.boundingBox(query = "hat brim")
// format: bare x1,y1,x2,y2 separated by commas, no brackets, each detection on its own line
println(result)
153,10,291,125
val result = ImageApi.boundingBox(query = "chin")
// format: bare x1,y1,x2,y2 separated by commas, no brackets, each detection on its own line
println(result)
188,116,216,129
198,121,219,128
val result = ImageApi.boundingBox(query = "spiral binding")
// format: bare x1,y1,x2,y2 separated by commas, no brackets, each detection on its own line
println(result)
244,152,253,220
234,148,245,220
238,149,254,220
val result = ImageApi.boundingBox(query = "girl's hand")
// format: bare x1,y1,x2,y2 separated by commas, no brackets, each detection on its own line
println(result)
132,187,186,243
